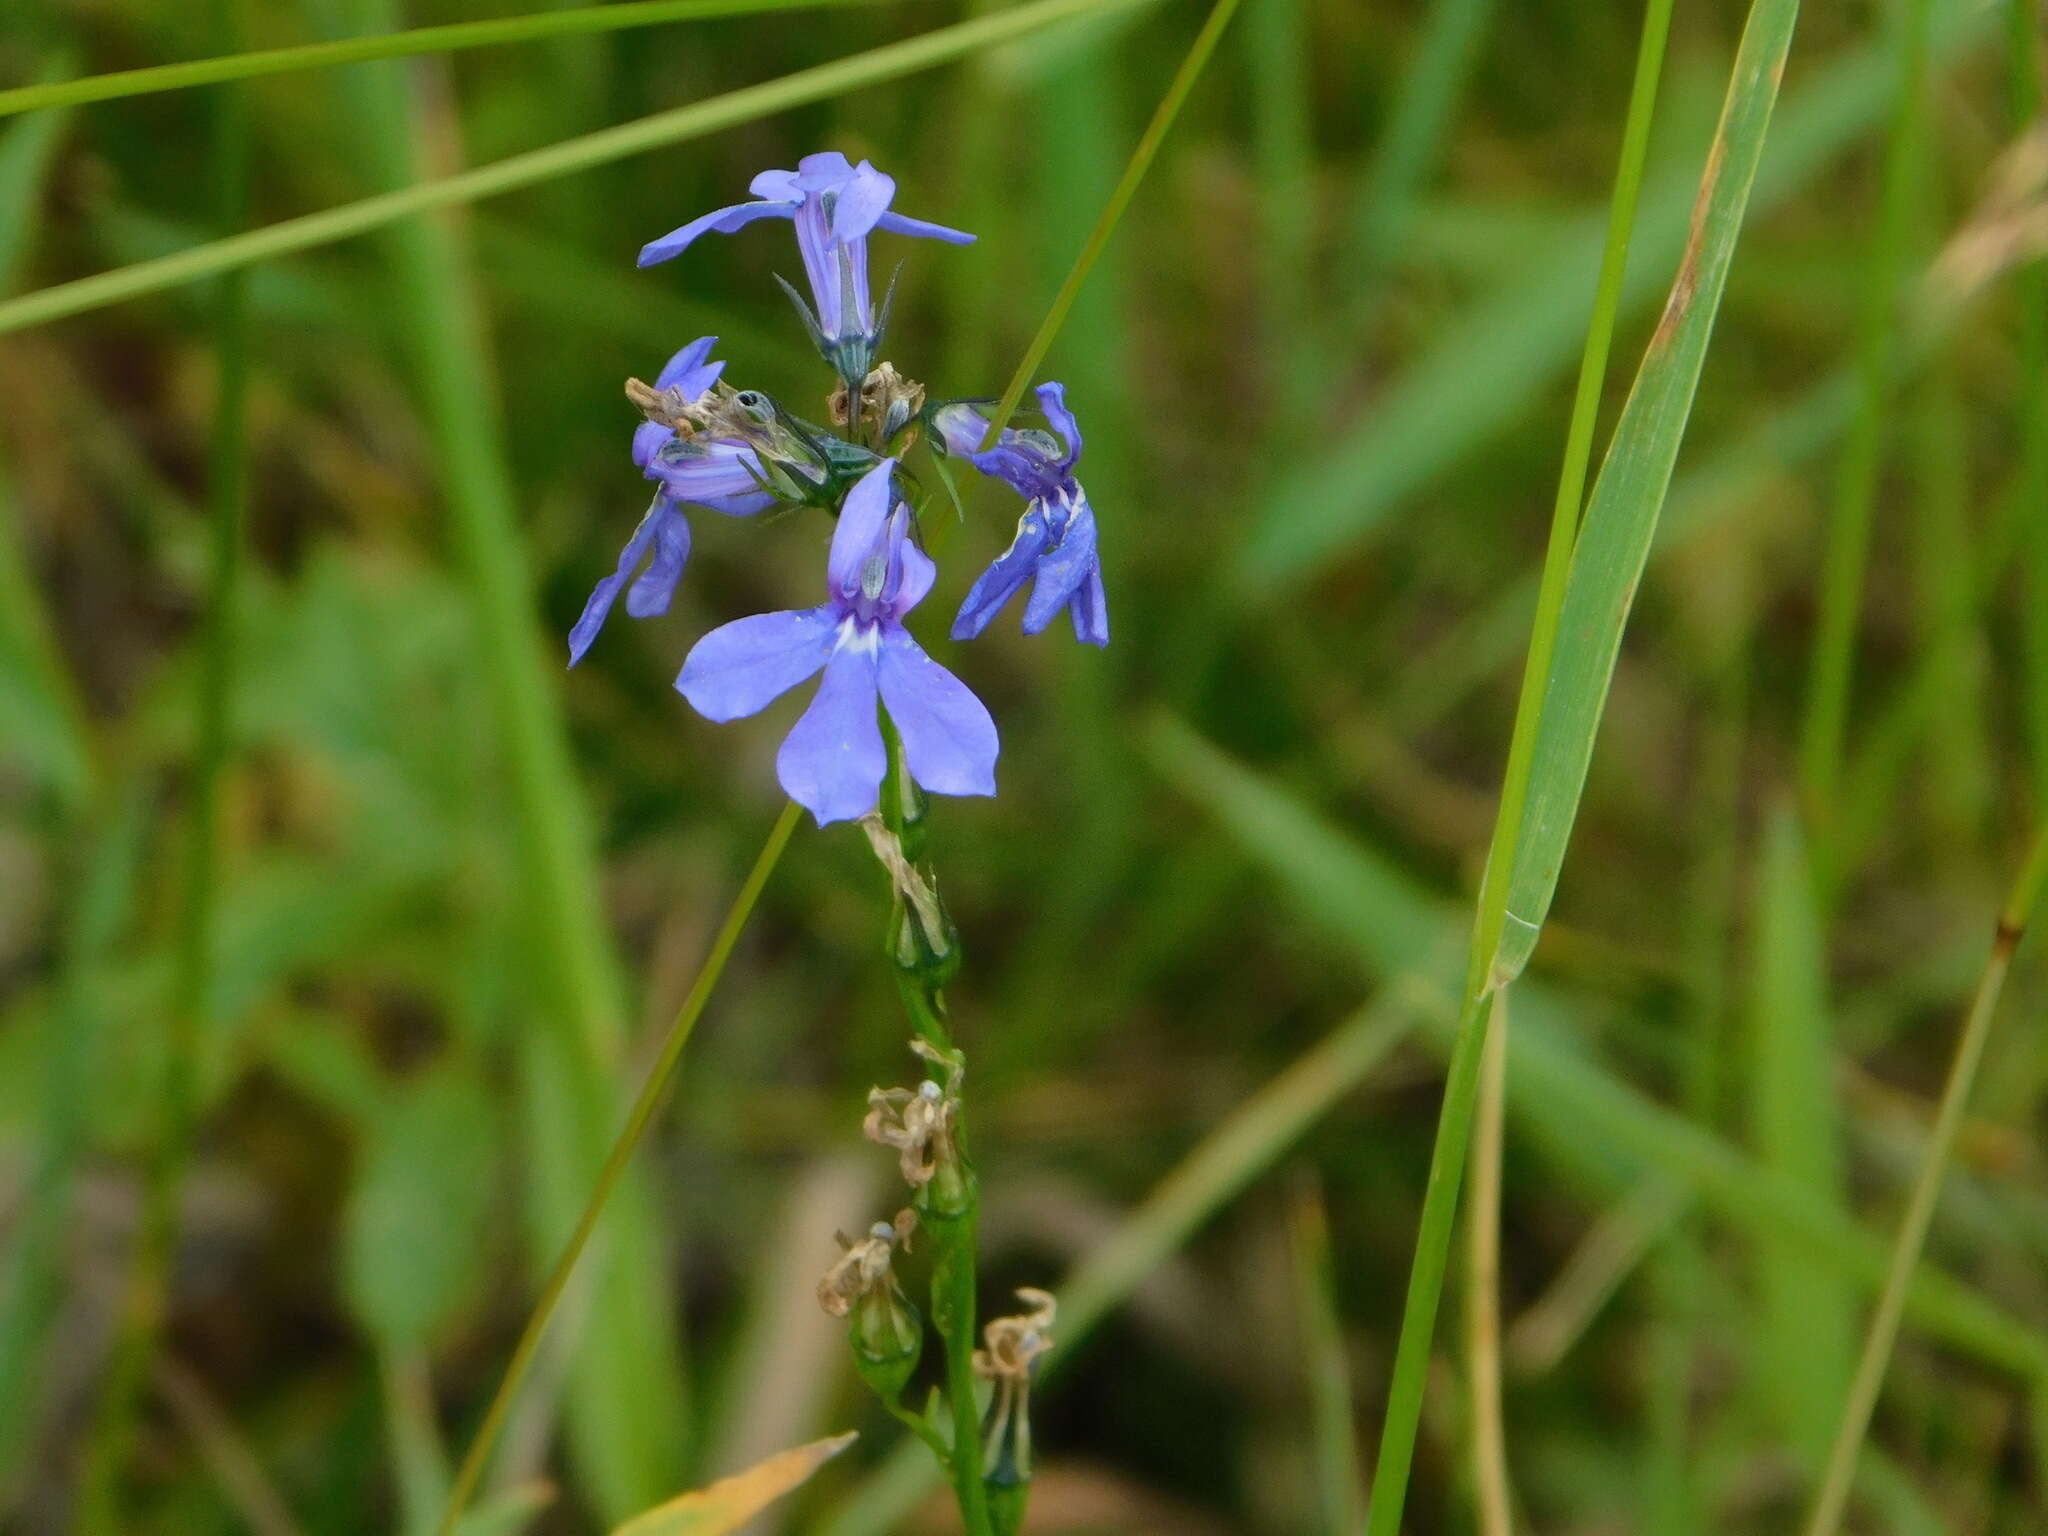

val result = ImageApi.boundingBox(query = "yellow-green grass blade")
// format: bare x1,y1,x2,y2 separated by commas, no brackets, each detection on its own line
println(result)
1491,0,1803,989
309,0,686,1513
0,0,902,119
1292,1180,1371,1535
1746,808,1852,1457
0,0,1163,337
2011,0,2048,805
1146,718,2048,1382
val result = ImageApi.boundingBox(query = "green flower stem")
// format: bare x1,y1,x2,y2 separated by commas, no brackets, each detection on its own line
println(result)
1802,826,2048,1535
1361,0,1675,1526
0,0,892,120
0,0,1162,338
892,972,995,1536
434,800,803,1536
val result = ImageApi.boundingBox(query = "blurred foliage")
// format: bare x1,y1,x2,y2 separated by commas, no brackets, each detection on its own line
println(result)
2,0,2048,1532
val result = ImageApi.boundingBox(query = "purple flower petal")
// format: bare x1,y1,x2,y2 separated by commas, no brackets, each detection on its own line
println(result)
893,529,936,615
1069,564,1109,647
1022,494,1099,634
625,503,691,618
877,630,998,799
874,210,977,245
676,606,840,721
1034,381,1081,466
655,336,725,399
828,459,898,595
751,168,804,199
632,421,673,470
794,151,857,188
646,439,773,510
951,508,1050,640
638,200,795,267
829,163,896,244
931,401,990,461
569,498,663,665
776,643,886,825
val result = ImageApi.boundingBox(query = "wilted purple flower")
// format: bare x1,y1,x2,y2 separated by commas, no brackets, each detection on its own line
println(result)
569,337,773,665
677,459,998,825
638,152,973,365
936,383,1107,647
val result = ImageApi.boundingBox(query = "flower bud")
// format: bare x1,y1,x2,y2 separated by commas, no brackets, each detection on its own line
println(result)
818,1212,924,1404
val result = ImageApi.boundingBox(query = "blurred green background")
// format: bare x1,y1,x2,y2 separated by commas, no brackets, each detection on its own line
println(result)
3,0,2047,1531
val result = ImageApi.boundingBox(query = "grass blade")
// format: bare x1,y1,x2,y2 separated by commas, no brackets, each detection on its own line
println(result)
310,1,691,1512
1802,827,2048,1534
1746,807,1851,1456
1795,0,1935,838
1467,991,1514,1536
0,0,1162,337
1492,0,1803,988
1292,1180,1371,1536
0,0,896,119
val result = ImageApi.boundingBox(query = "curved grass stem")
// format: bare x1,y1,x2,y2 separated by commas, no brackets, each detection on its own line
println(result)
434,801,802,1536
1802,826,2048,1535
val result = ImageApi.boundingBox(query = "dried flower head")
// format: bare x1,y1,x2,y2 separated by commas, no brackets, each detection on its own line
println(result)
864,1039,965,1190
816,1208,917,1318
973,1287,1056,1385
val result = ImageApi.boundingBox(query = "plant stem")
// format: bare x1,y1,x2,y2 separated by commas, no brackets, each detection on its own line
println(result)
435,801,802,1536
1468,991,1513,1536
1802,826,2048,1535
890,971,994,1536
1362,0,1674,1526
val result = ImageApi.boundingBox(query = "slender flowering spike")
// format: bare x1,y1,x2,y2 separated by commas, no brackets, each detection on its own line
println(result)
570,337,772,665
934,383,1108,646
637,152,973,377
676,459,998,826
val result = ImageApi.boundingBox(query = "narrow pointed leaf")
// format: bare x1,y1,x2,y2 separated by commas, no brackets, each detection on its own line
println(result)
610,1433,857,1536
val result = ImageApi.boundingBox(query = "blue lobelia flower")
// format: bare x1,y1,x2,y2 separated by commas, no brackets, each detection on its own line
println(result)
570,337,774,665
676,459,998,826
934,382,1108,647
637,152,973,374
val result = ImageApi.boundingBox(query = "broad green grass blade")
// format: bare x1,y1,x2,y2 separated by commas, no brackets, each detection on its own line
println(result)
75,6,255,1510
1491,0,1804,989
0,0,1162,337
1803,828,2048,1533
1236,0,1991,598
1291,1181,1371,1535
312,2,687,1514
1795,0,1934,834
0,0,893,119
1245,0,1318,423
1146,719,2048,1380
1746,808,1851,1456
815,997,1419,1536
